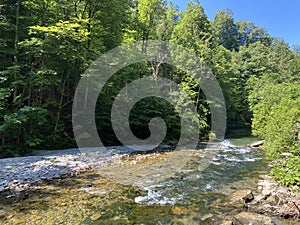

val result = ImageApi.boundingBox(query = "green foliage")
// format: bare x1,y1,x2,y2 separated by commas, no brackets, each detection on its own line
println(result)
237,21,271,47
172,0,212,59
271,156,300,188
137,0,166,40
0,106,49,156
249,52,300,187
210,45,249,126
213,9,238,51
251,83,300,159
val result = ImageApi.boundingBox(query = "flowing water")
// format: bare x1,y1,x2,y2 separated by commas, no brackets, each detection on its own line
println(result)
0,138,272,225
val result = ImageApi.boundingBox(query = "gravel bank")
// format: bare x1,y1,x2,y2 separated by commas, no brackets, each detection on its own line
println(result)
0,146,154,194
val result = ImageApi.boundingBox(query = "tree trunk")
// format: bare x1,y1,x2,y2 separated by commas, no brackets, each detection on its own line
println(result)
13,0,21,103
53,73,69,140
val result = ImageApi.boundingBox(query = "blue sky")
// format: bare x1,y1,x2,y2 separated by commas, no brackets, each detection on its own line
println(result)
172,0,300,47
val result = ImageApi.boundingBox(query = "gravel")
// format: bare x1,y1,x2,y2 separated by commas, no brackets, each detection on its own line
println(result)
0,146,160,194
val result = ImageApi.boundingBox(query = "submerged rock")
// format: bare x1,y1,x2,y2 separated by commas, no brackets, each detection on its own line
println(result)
228,189,254,206
0,209,7,219
171,206,189,215
234,212,273,225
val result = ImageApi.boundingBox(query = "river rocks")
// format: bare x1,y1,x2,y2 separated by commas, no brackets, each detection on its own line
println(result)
248,175,300,220
0,209,7,218
278,202,300,218
213,174,300,224
227,189,254,206
234,212,273,225
11,218,26,225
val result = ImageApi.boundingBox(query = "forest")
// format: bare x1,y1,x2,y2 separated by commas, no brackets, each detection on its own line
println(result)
0,0,299,188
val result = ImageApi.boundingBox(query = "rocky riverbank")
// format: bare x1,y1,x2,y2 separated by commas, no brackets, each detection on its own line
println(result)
0,146,151,196
250,175,300,220
0,145,173,197
213,174,300,224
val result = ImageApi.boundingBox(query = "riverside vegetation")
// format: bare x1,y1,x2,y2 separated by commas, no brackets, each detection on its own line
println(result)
0,0,299,206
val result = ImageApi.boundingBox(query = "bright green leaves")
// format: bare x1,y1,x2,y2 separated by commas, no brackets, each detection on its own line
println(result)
251,83,300,159
271,155,300,189
137,0,165,40
30,20,89,54
0,0,298,171
172,0,211,58
30,20,89,40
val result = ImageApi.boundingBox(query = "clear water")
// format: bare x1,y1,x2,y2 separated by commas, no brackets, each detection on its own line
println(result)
0,139,272,225
135,141,266,205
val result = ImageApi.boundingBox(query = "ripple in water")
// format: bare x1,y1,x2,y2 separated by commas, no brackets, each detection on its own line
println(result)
134,140,267,206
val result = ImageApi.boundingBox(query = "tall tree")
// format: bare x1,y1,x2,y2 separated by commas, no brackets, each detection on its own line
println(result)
172,0,212,61
237,21,271,47
213,8,238,51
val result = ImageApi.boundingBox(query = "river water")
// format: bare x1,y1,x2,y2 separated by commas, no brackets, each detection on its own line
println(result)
1,138,273,225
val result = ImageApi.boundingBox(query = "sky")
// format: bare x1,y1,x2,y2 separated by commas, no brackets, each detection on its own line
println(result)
172,0,300,47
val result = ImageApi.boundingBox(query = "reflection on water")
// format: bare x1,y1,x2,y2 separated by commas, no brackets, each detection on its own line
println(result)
0,140,269,224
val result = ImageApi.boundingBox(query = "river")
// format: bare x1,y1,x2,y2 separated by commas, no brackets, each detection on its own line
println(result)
0,137,288,225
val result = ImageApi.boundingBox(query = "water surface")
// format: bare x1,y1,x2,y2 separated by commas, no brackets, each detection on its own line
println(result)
0,140,270,224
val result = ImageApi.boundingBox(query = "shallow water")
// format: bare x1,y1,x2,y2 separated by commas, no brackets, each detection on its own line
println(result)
0,139,274,224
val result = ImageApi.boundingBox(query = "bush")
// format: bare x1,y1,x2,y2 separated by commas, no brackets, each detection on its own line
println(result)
251,83,300,159
250,81,300,188
271,156,300,188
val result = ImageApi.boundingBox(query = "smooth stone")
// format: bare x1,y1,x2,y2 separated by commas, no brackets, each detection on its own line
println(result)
248,140,264,148
228,189,254,205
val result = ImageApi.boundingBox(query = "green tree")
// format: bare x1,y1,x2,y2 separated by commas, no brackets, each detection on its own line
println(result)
213,9,238,51
237,21,271,46
172,0,212,59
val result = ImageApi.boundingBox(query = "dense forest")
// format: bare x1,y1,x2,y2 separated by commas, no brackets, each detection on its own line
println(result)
0,0,299,187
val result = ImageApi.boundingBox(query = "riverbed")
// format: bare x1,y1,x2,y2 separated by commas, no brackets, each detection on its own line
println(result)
0,139,298,224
